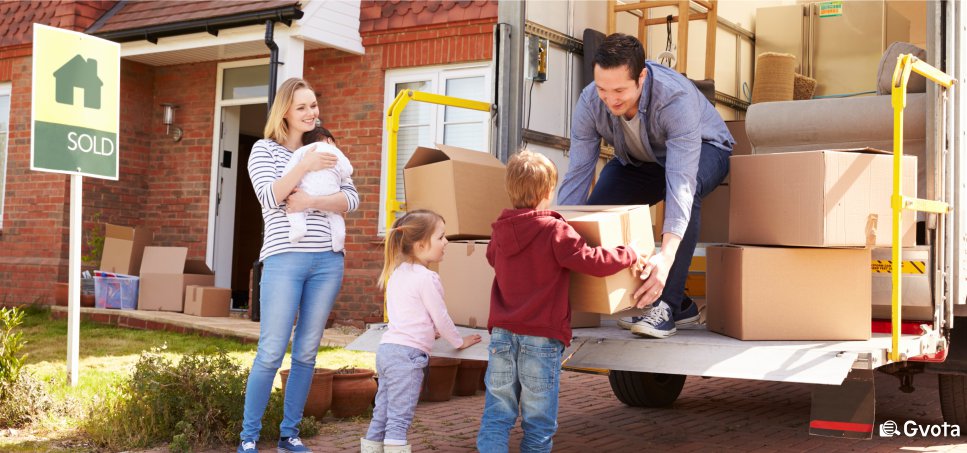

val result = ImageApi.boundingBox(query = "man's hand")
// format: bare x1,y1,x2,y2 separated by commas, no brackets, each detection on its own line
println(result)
458,334,482,350
632,253,672,308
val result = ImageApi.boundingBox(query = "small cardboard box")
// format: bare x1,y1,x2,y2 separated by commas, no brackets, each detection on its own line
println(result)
871,246,932,321
684,246,706,298
404,144,512,239
698,185,729,244
556,205,654,314
99,223,153,276
706,245,871,340
729,149,916,247
138,247,215,312
437,241,601,328
184,285,232,317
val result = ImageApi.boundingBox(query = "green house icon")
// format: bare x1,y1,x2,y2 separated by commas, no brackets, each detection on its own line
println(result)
53,55,102,109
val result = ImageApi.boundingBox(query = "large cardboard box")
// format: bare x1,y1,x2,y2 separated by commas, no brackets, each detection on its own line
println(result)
138,247,215,312
723,120,752,184
99,223,153,276
698,185,729,243
184,285,232,317
404,144,511,239
556,205,654,314
729,149,916,247
706,245,871,340
871,246,932,321
437,241,600,328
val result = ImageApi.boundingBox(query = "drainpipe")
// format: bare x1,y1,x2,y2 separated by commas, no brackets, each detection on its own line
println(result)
265,19,280,109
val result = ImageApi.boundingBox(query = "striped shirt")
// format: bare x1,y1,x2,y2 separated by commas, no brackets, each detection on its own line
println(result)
248,138,360,261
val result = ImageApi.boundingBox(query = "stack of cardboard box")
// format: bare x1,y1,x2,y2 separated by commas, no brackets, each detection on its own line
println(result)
704,134,918,340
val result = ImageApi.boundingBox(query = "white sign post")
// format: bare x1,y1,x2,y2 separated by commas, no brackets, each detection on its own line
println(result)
31,24,120,386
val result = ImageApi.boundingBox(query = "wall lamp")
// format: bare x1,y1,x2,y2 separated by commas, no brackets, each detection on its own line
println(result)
161,103,183,142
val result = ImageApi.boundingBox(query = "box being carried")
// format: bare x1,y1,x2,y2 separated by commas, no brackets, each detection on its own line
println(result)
99,223,153,276
404,144,512,239
138,247,215,312
184,285,232,317
93,272,139,310
556,205,654,314
729,148,916,247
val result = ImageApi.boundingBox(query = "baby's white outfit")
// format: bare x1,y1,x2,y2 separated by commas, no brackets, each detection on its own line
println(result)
281,141,353,251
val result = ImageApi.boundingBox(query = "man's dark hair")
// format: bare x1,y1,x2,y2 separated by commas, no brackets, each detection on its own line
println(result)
593,33,646,84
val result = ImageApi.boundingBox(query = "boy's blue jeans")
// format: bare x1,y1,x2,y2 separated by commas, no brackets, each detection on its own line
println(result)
477,327,565,453
240,251,344,441
587,142,730,318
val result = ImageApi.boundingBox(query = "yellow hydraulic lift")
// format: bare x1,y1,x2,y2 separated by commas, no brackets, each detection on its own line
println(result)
889,54,956,362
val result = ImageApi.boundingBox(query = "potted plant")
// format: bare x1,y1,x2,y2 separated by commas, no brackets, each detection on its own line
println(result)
330,366,377,418
453,359,488,396
279,367,335,419
419,356,460,402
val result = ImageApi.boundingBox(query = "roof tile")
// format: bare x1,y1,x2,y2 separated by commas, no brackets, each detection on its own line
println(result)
93,1,299,34
360,0,496,34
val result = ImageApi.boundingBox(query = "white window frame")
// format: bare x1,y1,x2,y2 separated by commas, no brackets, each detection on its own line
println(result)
0,83,10,230
377,63,493,234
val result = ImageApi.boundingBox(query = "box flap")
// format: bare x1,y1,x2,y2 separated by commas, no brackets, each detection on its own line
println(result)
404,146,448,169
105,223,135,241
184,260,214,275
437,144,505,169
140,246,188,274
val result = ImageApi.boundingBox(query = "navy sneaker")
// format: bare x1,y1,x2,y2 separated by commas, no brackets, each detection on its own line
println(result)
278,436,311,453
630,301,677,338
237,439,258,453
618,297,700,329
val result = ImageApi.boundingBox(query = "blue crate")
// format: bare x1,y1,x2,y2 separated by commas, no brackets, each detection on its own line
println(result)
94,273,139,310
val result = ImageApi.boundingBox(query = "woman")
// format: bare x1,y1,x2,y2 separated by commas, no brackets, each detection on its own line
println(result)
239,78,359,453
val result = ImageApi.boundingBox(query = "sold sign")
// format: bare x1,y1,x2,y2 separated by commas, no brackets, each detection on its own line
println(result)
31,24,120,180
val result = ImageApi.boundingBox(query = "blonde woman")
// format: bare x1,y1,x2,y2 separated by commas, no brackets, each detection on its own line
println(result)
239,78,359,453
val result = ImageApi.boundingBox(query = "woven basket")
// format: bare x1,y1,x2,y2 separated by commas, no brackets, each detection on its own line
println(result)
751,52,796,104
793,73,817,100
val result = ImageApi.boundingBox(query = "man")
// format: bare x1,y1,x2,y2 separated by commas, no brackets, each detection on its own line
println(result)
558,33,733,339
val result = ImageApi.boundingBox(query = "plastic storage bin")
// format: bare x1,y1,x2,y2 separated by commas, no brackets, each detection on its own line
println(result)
94,272,139,310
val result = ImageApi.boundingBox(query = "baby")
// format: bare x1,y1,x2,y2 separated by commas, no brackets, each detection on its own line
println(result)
281,126,353,250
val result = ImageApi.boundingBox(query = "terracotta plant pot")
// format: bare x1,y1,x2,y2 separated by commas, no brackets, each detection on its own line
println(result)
419,357,460,402
280,368,335,420
330,368,377,418
453,359,487,396
55,283,95,307
80,293,96,307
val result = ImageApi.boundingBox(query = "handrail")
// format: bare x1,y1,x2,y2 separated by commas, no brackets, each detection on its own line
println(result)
384,89,492,234
889,54,956,362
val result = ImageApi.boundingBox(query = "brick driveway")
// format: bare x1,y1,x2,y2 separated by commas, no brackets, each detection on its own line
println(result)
208,370,967,452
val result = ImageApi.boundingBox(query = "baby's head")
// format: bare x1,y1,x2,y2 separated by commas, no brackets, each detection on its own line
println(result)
303,126,336,146
506,150,558,209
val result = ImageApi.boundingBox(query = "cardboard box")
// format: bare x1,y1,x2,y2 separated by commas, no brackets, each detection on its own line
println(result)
138,247,215,312
93,272,139,310
706,245,871,340
684,246,706,298
437,241,600,328
871,246,932,321
404,144,512,239
184,285,232,317
698,185,729,243
99,223,153,276
723,120,752,184
556,205,654,314
729,149,916,247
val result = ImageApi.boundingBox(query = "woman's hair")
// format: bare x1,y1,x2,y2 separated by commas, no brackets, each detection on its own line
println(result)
264,78,316,144
379,209,445,289
506,149,558,208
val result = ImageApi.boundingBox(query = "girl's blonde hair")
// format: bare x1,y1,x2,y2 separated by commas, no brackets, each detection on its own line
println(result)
264,78,316,144
379,210,445,289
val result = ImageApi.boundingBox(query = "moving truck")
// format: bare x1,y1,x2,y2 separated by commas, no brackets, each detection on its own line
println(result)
350,0,967,438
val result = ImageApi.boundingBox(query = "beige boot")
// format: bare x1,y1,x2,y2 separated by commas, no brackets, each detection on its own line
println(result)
382,443,411,453
360,437,383,453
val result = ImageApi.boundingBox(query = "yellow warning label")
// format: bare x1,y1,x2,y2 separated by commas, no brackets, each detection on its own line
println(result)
871,260,926,274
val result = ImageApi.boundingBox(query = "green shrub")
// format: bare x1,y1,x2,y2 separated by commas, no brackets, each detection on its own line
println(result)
0,372,54,428
84,348,319,452
0,306,27,387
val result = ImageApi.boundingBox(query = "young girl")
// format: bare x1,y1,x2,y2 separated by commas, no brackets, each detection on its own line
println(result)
361,210,481,453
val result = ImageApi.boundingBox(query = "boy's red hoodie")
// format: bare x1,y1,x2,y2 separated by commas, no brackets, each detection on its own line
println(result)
486,208,638,346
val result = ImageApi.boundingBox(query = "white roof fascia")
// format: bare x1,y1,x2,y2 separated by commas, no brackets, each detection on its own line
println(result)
119,24,267,58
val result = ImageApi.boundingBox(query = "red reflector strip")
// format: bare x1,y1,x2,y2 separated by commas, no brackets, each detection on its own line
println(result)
871,319,930,335
809,420,873,433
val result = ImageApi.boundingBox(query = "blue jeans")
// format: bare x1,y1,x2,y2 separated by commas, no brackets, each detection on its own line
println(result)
587,142,729,318
240,251,344,441
365,343,429,443
477,328,564,453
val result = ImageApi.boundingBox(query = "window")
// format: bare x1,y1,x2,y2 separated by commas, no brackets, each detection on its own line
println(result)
0,83,10,229
379,64,492,233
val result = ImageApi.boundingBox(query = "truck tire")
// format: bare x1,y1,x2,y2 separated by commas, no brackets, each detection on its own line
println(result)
939,373,967,426
608,370,686,407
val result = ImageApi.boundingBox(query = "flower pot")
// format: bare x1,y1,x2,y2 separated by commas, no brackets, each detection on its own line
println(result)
479,361,488,391
280,368,335,420
419,357,460,402
55,283,95,307
330,368,377,418
453,359,487,396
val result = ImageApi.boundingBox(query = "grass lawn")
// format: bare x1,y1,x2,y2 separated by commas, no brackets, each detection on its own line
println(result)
0,305,374,452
